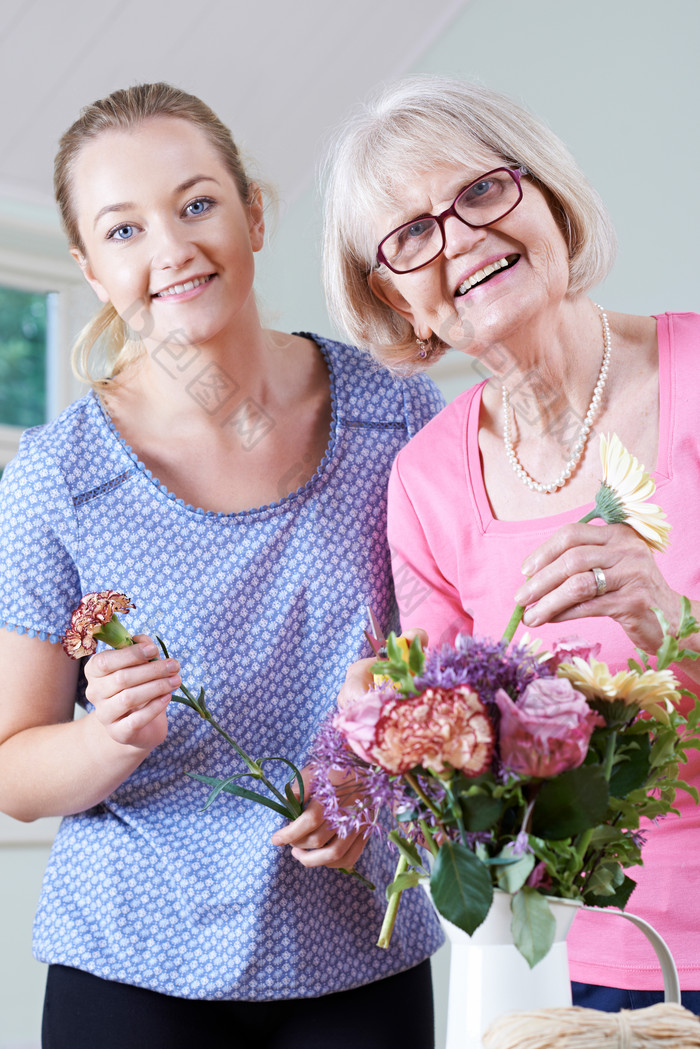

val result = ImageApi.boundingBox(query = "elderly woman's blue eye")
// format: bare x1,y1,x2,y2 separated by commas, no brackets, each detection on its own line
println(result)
466,179,495,201
398,219,434,244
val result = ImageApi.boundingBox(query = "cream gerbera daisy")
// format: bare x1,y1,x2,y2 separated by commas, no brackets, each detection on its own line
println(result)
582,433,671,552
558,656,681,722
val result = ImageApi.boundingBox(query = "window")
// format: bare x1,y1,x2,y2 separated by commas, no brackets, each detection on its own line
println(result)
0,284,51,429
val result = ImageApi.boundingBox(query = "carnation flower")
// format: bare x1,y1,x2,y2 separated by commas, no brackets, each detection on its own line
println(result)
372,685,494,776
62,591,135,658
589,433,671,552
495,678,603,778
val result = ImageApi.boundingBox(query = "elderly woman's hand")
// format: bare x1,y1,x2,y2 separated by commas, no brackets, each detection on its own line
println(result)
514,522,682,655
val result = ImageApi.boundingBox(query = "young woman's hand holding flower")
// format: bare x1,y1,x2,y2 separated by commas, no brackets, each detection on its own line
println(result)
271,766,369,871
84,635,181,753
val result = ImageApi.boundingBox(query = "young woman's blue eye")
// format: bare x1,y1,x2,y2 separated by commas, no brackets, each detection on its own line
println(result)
185,197,214,217
107,224,135,241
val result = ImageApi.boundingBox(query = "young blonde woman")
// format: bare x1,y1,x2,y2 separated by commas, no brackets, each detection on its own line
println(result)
0,84,443,1049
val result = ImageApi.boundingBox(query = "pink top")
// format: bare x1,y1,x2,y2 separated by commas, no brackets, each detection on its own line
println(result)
388,312,700,990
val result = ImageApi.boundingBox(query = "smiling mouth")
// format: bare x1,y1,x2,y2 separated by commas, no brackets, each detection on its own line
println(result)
152,274,215,298
455,254,519,297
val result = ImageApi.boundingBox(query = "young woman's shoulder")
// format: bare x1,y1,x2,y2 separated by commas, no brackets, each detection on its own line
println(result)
5,391,124,500
305,332,445,435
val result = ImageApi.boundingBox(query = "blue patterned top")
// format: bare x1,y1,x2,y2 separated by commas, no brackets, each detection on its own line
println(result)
0,335,445,1000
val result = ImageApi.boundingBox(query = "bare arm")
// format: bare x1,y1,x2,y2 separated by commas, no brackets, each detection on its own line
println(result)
0,631,180,822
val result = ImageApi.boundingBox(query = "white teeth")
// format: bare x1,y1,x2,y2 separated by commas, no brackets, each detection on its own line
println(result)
457,256,512,296
155,275,211,297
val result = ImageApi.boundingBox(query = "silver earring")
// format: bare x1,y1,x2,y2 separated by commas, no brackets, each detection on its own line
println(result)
416,336,431,360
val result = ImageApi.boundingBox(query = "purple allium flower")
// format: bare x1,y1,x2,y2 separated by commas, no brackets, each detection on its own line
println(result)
511,830,532,857
416,633,545,710
309,718,412,838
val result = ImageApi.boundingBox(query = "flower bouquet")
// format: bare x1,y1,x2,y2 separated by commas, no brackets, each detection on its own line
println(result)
310,436,700,966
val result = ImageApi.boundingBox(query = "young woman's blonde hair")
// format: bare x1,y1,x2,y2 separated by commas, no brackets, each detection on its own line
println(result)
322,76,616,371
54,82,253,388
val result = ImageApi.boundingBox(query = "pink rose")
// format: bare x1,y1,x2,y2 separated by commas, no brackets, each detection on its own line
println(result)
541,636,601,672
334,690,388,763
495,678,603,778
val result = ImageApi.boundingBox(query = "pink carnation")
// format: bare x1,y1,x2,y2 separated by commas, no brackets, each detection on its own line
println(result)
372,685,494,776
495,678,603,778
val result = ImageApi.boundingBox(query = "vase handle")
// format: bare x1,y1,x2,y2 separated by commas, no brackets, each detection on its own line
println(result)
582,906,680,1003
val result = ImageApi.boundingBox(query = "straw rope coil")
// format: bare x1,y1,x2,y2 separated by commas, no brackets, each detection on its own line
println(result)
482,1003,700,1048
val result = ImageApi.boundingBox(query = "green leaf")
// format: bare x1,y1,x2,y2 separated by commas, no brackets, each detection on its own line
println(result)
532,765,608,839
495,851,536,894
155,635,171,659
511,887,556,968
385,871,422,899
459,793,504,832
609,735,651,796
678,596,700,639
388,830,424,869
585,861,624,897
258,756,305,810
430,842,492,935
188,773,294,818
407,635,426,676
584,873,637,910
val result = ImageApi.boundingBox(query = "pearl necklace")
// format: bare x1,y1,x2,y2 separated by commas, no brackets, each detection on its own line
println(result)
501,304,611,494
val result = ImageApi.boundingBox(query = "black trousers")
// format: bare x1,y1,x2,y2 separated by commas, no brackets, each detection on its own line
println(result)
42,959,435,1049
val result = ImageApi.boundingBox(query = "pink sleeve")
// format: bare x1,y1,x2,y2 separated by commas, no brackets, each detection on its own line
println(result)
388,454,473,648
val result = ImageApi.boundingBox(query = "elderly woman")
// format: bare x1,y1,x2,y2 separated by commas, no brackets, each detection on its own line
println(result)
323,76,700,1013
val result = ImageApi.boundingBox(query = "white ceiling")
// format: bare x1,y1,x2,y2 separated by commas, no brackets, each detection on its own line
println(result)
0,0,470,217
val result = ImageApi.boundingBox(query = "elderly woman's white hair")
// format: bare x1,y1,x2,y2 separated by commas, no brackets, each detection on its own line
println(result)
322,75,616,371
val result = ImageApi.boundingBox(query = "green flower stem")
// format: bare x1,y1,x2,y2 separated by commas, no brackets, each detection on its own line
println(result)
94,620,135,650
602,729,618,782
502,604,526,645
342,867,376,890
501,508,605,643
404,772,442,821
419,819,439,859
377,855,408,949
444,779,468,846
197,704,299,817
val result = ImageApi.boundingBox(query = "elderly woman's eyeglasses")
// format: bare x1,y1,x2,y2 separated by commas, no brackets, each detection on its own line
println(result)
376,167,526,275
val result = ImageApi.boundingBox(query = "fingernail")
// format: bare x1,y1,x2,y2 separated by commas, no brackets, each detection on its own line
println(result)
165,659,179,672
521,559,533,577
142,642,158,657
168,675,181,687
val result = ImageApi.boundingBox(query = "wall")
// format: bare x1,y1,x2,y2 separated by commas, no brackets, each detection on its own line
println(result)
256,0,700,401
